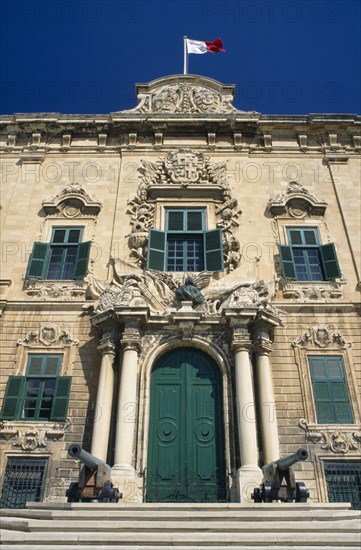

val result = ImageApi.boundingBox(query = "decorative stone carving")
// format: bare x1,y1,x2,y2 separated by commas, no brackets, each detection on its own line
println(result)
178,321,195,339
292,325,350,349
138,150,227,188
126,150,241,271
24,280,86,300
13,429,47,451
268,181,327,217
217,205,242,272
123,76,247,114
298,419,361,454
0,420,71,449
282,282,343,302
94,260,175,314
17,323,79,347
42,182,102,217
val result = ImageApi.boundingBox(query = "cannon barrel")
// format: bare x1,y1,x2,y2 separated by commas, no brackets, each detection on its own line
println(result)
276,448,308,471
68,444,105,470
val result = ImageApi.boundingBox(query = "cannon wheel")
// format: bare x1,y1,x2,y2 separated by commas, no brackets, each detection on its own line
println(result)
262,482,273,503
98,482,120,503
66,482,80,503
296,482,309,503
251,488,263,503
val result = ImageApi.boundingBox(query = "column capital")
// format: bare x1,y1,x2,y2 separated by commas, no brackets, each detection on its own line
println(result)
121,319,141,353
253,338,273,355
252,318,274,354
97,338,117,356
231,322,253,352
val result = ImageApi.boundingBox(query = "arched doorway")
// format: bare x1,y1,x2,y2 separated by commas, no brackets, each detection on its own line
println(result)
146,347,227,502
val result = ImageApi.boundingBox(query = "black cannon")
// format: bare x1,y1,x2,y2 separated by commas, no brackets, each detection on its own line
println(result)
66,444,121,503
252,448,309,503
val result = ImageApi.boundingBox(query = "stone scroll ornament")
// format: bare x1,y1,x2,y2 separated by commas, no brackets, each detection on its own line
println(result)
126,149,242,272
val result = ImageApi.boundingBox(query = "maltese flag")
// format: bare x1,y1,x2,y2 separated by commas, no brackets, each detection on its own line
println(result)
186,38,225,54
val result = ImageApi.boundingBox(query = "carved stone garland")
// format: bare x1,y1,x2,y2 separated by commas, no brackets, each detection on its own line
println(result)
126,149,242,272
298,419,361,455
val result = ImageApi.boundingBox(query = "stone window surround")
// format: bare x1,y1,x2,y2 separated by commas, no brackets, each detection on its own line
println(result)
314,455,361,505
0,452,52,503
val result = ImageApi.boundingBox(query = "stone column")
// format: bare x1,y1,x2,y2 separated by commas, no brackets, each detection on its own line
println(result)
253,319,280,464
90,331,116,462
112,320,140,481
231,322,262,502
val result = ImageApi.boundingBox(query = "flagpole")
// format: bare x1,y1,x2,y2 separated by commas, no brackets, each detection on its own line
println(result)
183,35,188,75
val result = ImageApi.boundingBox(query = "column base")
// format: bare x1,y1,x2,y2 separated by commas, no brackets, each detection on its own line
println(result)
111,465,143,503
236,465,263,503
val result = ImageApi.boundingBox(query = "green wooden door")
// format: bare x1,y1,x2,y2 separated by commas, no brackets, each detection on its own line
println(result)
146,348,227,502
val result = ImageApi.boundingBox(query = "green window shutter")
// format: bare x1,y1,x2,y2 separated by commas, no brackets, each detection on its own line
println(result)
320,243,341,280
279,245,296,279
26,242,50,279
147,230,166,271
309,356,353,424
205,229,223,272
1,377,26,420
51,377,72,421
74,241,91,279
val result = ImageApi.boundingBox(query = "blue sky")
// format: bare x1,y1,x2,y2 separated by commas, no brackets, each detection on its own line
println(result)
1,0,360,115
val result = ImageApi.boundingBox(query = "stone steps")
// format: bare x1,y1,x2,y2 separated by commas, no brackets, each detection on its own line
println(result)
1,502,360,549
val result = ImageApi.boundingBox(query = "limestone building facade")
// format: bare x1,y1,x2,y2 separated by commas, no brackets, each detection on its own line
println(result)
0,75,360,507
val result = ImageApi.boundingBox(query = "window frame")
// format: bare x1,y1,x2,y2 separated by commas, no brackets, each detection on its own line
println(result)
308,355,354,424
293,336,360,426
26,225,91,281
47,227,83,280
0,354,72,422
147,207,224,273
165,208,206,272
279,225,341,282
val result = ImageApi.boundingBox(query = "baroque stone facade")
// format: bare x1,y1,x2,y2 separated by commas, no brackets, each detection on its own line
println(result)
0,75,360,506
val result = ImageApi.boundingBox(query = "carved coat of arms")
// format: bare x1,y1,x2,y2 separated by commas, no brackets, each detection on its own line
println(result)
165,150,204,184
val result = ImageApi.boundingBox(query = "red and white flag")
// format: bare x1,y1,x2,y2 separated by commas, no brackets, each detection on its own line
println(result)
186,38,225,54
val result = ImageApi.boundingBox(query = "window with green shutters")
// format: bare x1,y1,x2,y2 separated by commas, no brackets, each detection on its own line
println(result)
147,208,223,272
26,227,91,280
279,227,341,281
309,356,354,424
0,355,71,422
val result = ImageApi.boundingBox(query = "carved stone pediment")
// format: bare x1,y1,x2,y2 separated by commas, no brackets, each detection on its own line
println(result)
118,75,250,115
42,182,102,217
17,323,79,347
268,181,327,217
292,325,350,349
